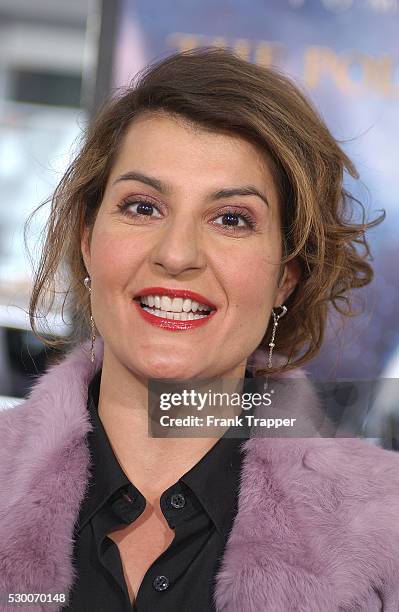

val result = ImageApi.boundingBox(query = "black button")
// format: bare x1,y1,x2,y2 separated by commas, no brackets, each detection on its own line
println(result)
153,575,169,591
170,493,186,509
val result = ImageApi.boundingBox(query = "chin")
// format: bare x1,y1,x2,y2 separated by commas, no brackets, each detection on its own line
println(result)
140,359,197,381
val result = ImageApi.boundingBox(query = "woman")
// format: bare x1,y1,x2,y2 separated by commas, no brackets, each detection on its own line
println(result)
1,48,399,612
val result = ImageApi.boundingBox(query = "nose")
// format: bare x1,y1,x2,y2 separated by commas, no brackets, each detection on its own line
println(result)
149,212,206,276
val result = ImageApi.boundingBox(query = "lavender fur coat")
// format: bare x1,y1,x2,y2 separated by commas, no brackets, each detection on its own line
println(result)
1,338,399,611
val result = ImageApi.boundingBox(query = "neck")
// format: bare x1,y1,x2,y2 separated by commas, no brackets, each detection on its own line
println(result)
97,342,247,498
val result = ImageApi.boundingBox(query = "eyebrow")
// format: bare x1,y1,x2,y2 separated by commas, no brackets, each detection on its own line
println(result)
113,171,270,208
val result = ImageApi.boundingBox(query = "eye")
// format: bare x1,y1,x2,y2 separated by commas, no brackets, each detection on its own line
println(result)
213,208,257,232
117,198,162,219
116,199,258,233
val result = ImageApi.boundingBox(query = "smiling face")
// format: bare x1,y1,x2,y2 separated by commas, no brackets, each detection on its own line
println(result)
81,112,299,381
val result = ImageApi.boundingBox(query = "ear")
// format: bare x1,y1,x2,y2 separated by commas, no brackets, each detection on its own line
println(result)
274,258,301,307
81,225,92,275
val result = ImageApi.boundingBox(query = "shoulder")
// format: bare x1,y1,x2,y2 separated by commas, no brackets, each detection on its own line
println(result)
242,435,399,546
238,436,399,604
246,367,399,502
302,438,399,533
304,436,399,494
0,341,97,478
0,398,37,454
304,439,399,594
220,436,399,611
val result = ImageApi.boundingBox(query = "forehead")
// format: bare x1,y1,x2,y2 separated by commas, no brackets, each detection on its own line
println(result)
108,112,279,199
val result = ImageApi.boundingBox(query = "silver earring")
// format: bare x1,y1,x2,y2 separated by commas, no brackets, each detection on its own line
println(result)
268,305,287,369
84,275,96,363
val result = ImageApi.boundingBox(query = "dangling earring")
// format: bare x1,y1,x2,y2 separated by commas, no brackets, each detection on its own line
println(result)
268,305,287,369
83,275,96,363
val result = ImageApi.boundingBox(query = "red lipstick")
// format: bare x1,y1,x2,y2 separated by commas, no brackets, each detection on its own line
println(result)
133,301,216,330
133,286,217,331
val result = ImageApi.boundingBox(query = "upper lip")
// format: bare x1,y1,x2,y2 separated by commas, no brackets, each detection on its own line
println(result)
134,286,217,309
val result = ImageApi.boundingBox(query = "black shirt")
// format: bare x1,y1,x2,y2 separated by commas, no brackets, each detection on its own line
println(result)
64,368,253,612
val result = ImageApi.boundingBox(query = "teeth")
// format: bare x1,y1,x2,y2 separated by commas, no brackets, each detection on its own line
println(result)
138,294,213,314
141,307,208,320
171,297,183,312
161,296,172,311
182,298,191,313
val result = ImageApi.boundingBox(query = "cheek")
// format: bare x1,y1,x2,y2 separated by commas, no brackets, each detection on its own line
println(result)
89,226,142,287
224,248,281,314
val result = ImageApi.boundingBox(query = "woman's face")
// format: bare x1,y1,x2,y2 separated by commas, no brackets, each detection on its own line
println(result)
82,112,299,380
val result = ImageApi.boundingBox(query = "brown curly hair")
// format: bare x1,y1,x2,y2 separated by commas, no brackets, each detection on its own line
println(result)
24,47,384,375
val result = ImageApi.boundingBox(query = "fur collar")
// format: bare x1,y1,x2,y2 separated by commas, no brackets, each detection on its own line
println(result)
0,339,399,611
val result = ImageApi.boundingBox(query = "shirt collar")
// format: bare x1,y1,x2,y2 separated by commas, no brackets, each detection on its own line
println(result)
77,368,130,532
180,371,254,538
77,366,254,537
